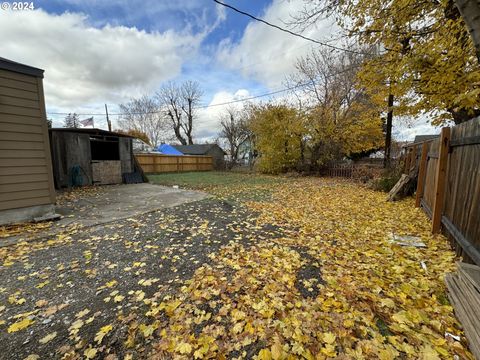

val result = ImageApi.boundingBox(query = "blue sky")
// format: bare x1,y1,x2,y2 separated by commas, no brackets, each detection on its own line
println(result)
32,0,273,104
0,0,439,139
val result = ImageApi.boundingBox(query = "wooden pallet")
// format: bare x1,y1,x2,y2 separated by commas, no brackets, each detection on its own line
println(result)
387,174,411,201
445,262,480,359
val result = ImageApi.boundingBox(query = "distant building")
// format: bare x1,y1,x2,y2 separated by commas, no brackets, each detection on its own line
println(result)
412,134,440,145
172,144,226,169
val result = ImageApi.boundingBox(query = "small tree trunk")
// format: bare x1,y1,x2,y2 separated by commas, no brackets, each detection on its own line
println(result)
384,94,394,168
455,0,480,63
186,99,194,144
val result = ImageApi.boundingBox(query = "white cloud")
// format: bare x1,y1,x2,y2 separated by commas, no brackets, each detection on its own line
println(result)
194,89,252,141
216,0,338,88
393,118,441,141
0,9,202,111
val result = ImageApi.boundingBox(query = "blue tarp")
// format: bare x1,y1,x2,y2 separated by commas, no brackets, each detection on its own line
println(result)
156,144,184,155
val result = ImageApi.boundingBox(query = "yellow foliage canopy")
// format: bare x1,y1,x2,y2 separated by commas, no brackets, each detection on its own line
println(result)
249,104,305,174
337,0,480,124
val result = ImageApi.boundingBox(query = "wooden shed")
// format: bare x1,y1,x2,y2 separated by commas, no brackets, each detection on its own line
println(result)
0,57,56,225
49,128,136,188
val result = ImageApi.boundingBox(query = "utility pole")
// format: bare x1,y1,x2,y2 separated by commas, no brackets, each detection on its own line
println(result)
384,93,394,168
105,104,112,132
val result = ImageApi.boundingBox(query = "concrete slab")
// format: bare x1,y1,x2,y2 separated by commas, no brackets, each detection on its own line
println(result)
1,183,209,246
55,183,209,227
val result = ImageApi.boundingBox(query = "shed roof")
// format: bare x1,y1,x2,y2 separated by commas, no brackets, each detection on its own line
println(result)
172,144,226,155
50,128,133,138
0,57,44,78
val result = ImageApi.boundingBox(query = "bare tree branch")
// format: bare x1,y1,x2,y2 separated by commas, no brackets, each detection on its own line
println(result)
157,80,203,145
117,96,169,147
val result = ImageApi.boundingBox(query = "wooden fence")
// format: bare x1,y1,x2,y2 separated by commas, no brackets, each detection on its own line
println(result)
135,154,213,173
407,117,480,265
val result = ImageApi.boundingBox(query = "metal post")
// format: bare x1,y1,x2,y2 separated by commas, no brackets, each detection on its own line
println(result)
105,104,112,132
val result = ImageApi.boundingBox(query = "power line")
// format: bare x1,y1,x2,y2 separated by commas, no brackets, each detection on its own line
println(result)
213,0,368,55
47,65,362,117
197,81,314,109
46,83,306,117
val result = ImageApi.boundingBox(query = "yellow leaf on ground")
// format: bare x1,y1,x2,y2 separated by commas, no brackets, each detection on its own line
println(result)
420,345,441,360
258,348,272,360
176,342,192,354
84,347,97,359
75,308,90,318
323,332,336,344
380,298,395,308
94,324,113,344
139,322,158,338
35,300,48,308
8,318,34,333
23,355,40,360
271,342,284,360
106,280,117,288
39,332,57,344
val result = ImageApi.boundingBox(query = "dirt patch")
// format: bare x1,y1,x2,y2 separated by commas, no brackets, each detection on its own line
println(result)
0,198,283,359
295,264,325,298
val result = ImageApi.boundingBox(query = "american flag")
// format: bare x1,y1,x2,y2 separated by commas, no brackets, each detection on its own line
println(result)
80,117,94,127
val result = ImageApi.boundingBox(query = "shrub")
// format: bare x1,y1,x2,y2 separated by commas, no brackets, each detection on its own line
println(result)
371,165,402,192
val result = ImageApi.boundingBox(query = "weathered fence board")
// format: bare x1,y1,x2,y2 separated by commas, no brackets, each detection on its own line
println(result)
135,154,213,174
422,140,439,215
411,116,480,265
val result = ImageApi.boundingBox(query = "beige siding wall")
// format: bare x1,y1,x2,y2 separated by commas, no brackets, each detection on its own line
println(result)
0,68,55,212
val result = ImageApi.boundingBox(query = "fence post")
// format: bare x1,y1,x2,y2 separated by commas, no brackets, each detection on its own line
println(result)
415,142,429,207
410,145,417,173
432,127,451,234
404,149,411,173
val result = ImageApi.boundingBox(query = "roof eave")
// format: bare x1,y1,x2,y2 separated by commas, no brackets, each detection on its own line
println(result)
0,57,44,78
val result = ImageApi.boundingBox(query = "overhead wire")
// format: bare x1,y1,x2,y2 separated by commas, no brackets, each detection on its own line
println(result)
47,82,311,116
47,64,363,117
47,2,372,118
213,0,369,55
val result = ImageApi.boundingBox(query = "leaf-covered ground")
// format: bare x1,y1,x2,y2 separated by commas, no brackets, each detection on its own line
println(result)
0,174,473,359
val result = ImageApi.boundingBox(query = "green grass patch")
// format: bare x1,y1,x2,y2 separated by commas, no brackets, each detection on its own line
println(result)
148,171,278,188
148,171,283,203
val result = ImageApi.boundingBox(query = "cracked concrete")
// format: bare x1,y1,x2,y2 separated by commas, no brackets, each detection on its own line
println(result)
1,183,210,247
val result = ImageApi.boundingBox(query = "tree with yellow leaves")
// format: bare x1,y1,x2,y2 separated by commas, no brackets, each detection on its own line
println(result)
248,103,305,174
287,48,384,168
293,0,480,124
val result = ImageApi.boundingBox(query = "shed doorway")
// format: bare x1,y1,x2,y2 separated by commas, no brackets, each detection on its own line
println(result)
90,135,122,185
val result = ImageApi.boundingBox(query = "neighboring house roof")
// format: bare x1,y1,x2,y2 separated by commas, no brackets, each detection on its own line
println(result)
412,134,439,144
156,144,184,155
0,57,44,78
172,144,226,155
